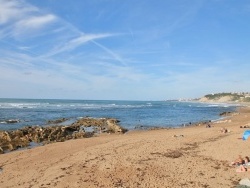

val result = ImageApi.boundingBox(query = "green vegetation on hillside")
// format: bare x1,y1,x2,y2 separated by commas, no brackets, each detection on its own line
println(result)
204,92,250,102
244,97,250,102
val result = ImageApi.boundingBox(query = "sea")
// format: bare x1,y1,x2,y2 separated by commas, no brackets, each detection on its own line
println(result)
0,98,240,131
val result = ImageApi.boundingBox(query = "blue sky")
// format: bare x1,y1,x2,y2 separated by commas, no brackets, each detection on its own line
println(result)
0,0,250,100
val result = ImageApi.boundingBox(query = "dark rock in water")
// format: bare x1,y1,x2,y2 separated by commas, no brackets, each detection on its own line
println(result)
219,111,233,116
5,119,20,124
0,117,127,154
47,118,68,124
220,112,238,116
134,125,152,130
134,125,166,130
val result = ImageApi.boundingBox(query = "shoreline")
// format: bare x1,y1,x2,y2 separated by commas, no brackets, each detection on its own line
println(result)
1,100,239,154
0,99,240,131
1,105,250,187
0,113,223,154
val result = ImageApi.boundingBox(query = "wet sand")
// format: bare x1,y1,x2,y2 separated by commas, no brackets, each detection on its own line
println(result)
1,105,250,187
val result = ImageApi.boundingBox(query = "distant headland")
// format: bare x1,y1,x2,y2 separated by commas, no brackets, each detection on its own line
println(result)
196,92,250,103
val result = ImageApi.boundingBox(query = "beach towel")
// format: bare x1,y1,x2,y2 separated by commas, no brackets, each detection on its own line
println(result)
242,130,250,140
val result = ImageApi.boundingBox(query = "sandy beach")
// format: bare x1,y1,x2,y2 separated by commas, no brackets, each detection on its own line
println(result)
1,105,250,187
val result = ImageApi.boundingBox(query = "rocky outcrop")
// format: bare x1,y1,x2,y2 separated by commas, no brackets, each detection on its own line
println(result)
47,118,68,124
72,117,127,133
219,111,232,116
0,117,127,154
219,111,239,117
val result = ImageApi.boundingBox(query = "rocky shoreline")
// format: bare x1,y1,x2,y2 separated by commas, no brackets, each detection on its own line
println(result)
0,109,236,154
0,117,127,154
0,119,217,154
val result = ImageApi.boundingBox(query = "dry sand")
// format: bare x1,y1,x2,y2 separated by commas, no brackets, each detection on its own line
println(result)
1,106,250,188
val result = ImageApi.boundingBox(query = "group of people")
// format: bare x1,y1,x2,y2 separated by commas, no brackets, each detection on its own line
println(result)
204,123,229,134
231,155,250,172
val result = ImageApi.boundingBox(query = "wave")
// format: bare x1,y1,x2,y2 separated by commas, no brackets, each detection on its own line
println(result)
0,100,153,110
195,102,239,108
0,102,42,109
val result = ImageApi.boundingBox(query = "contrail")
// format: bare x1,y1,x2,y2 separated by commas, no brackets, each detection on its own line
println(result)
91,40,127,66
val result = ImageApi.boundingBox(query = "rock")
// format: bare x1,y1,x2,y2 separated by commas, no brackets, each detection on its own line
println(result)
239,178,250,186
47,118,68,124
72,117,127,133
0,147,4,154
7,143,14,151
220,112,232,116
0,117,127,153
106,119,127,133
5,119,20,123
72,117,105,127
72,131,86,139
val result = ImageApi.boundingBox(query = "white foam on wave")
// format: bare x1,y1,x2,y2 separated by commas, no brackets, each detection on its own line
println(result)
77,117,84,119
0,102,44,109
195,102,233,108
207,103,239,108
208,104,219,107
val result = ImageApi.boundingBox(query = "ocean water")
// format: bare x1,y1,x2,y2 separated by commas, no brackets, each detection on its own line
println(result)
0,98,239,131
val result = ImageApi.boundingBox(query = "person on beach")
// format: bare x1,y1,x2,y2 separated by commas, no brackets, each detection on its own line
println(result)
244,156,250,164
236,165,248,172
220,127,228,133
231,155,244,167
235,157,250,172
206,123,211,128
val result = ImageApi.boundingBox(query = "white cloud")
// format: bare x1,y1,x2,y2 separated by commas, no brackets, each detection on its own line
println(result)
11,14,57,38
0,0,123,62
0,0,37,25
0,0,58,39
15,14,56,29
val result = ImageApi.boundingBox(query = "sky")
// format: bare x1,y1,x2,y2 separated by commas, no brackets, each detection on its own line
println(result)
0,0,250,100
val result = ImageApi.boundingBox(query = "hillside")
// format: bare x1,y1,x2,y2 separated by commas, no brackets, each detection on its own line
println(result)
198,92,250,103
